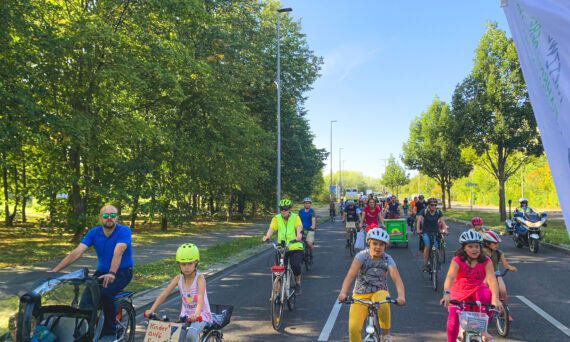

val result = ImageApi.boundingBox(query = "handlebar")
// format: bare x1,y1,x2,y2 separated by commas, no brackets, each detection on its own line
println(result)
144,311,203,324
497,268,517,277
449,300,496,311
340,295,397,306
266,239,299,249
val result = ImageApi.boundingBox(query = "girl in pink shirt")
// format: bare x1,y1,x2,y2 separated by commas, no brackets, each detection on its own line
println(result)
440,231,502,342
360,198,385,232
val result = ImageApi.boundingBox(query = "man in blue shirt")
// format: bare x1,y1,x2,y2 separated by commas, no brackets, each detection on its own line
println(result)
48,205,133,341
299,197,316,263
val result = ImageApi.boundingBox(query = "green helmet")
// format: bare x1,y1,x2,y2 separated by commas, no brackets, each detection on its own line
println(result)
176,243,199,263
279,199,292,210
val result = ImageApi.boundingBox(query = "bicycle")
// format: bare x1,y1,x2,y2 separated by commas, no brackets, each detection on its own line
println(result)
144,305,233,342
424,233,440,291
345,221,358,256
268,239,297,331
301,230,312,271
340,295,398,342
494,269,514,337
330,208,336,222
449,300,498,342
438,230,447,265
17,268,136,342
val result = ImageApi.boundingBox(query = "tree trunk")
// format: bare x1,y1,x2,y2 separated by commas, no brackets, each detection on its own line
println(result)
2,155,11,225
22,158,27,223
226,192,234,222
209,195,214,216
498,178,507,221
237,193,245,216
447,185,452,209
7,164,19,225
161,216,168,231
70,145,86,243
440,180,447,211
130,195,139,229
251,200,258,218
49,192,56,224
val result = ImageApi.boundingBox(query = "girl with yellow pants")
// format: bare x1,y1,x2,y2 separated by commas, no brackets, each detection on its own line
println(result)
338,228,406,342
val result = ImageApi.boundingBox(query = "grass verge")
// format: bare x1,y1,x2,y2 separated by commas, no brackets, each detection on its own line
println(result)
0,234,264,335
445,209,570,246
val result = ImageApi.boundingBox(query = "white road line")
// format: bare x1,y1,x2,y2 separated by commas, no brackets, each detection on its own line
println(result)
516,295,570,337
318,299,343,341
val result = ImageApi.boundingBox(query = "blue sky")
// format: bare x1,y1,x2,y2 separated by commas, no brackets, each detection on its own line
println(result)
278,0,511,178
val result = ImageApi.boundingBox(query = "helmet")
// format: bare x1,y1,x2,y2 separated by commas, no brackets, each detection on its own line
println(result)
176,243,199,262
428,198,437,205
471,217,483,225
347,200,355,206
482,231,502,243
303,197,312,203
519,197,528,206
418,195,424,200
413,196,418,201
279,199,292,210
459,230,483,245
367,228,390,243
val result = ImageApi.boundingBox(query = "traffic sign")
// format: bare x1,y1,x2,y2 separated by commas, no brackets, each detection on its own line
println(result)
465,183,478,187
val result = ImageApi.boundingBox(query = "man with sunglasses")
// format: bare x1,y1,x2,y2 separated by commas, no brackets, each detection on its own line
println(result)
48,205,133,341
263,199,304,295
416,198,448,272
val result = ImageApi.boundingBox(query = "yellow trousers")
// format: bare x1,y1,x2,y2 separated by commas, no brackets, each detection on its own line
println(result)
349,290,391,342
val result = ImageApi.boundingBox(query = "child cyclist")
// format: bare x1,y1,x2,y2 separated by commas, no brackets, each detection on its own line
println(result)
470,217,487,233
338,228,406,342
440,231,503,342
144,243,213,342
482,231,517,306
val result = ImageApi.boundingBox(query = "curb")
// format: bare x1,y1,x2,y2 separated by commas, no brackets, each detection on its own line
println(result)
446,218,570,255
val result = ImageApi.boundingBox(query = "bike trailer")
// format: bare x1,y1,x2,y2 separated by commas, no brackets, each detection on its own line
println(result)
384,219,408,248
17,268,101,342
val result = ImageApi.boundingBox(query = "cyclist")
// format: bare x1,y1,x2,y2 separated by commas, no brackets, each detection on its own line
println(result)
330,200,336,219
440,231,502,342
470,217,487,233
482,231,517,307
410,196,417,215
299,197,316,263
262,199,304,295
144,244,213,341
338,228,406,342
360,197,385,232
343,200,362,248
48,205,133,342
402,198,409,217
413,195,426,215
384,195,402,219
417,198,449,272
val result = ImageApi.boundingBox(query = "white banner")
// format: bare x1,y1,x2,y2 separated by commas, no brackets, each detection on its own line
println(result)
502,0,570,238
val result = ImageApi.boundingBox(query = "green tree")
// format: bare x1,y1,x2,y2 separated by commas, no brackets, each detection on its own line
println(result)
381,155,409,198
452,22,542,220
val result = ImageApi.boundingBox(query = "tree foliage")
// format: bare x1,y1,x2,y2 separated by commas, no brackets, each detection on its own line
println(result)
381,155,409,198
0,0,325,239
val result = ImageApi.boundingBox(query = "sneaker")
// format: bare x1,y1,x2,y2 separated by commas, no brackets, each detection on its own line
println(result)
99,336,116,342
295,284,302,296
383,335,393,342
422,264,429,272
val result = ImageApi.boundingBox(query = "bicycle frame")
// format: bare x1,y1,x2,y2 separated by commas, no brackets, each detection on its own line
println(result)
269,240,296,304
449,300,496,342
341,296,397,341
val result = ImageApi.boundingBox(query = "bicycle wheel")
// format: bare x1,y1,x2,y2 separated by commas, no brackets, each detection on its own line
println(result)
439,240,446,264
115,300,136,342
287,270,296,311
201,330,222,342
16,297,36,342
431,248,439,291
496,302,510,337
304,244,311,271
270,276,283,330
349,229,356,256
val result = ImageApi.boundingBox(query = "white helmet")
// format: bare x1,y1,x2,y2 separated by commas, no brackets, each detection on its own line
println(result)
519,197,528,206
459,230,483,245
366,228,390,244
482,231,502,243
303,197,312,203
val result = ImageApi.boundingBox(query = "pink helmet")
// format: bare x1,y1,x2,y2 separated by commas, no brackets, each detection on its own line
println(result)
471,217,483,226
482,231,502,243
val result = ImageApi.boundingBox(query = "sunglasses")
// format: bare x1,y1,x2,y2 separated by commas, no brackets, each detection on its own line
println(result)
429,204,437,206
279,207,291,212
101,213,118,219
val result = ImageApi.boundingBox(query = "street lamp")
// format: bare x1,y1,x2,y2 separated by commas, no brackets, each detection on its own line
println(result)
276,7,292,213
329,120,337,201
339,147,344,198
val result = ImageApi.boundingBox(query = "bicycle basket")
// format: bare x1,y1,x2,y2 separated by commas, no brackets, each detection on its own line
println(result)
458,311,488,332
271,266,285,275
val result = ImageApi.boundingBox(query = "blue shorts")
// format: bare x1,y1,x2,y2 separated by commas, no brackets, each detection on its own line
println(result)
421,233,439,248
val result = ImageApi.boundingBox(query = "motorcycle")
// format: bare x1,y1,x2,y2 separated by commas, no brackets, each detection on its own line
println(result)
505,199,547,253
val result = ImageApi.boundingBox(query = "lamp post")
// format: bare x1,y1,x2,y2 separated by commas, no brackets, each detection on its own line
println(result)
276,7,292,213
339,147,344,198
329,120,337,201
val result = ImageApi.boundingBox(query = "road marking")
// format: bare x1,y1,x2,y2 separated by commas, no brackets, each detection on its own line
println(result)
516,295,570,337
318,299,343,341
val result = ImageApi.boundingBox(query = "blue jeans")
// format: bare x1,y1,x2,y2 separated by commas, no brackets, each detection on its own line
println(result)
81,267,132,336
421,233,439,249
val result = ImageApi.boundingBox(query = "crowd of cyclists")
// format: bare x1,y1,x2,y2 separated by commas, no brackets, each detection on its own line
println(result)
264,194,525,342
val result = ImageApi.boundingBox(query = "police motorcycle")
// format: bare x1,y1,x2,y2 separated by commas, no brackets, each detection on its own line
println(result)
505,199,547,253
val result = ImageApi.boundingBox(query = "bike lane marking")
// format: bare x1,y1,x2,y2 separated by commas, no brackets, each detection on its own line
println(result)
317,299,343,341
516,295,570,337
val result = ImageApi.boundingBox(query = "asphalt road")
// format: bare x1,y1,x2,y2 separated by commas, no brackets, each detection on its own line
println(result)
135,215,570,341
